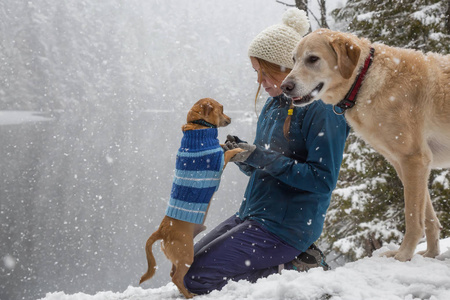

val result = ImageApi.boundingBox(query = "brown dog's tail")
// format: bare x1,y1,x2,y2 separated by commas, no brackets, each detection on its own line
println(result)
139,230,162,284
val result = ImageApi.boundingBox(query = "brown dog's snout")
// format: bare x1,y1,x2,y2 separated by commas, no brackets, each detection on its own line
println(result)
281,80,296,95
221,114,231,127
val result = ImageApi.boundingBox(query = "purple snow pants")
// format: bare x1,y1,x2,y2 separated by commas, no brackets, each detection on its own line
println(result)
184,215,301,295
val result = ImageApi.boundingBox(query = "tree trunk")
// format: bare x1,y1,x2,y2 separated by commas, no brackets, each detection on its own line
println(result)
295,0,308,14
318,0,329,28
447,0,450,34
364,233,382,257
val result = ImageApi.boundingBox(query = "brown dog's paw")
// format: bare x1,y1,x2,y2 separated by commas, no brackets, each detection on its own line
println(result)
223,148,245,165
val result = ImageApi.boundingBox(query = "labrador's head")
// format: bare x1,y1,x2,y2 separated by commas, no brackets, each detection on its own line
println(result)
281,29,362,107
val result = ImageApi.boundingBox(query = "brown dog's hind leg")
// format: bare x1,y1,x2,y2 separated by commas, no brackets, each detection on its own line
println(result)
172,260,195,299
165,238,195,299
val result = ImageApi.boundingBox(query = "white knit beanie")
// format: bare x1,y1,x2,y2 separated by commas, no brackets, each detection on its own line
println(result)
248,8,310,70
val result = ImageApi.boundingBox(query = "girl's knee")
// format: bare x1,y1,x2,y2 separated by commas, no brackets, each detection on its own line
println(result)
184,266,227,295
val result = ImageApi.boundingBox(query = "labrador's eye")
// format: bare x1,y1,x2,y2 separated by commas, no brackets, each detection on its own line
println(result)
307,55,320,64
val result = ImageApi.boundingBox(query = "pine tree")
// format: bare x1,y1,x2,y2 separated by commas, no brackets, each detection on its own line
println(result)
323,0,450,260
332,0,450,53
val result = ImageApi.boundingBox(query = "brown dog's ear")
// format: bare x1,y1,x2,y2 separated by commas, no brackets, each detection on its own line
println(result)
186,101,214,123
200,102,214,117
330,38,361,79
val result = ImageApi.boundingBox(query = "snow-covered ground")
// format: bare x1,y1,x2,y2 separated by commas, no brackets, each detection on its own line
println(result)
41,238,450,300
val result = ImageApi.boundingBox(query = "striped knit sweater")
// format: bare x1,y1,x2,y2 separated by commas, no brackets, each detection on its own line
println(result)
165,128,224,224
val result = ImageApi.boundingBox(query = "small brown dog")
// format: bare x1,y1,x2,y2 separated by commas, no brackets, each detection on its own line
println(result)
139,98,244,298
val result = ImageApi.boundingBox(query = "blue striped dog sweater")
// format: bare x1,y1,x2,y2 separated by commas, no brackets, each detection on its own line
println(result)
165,128,224,224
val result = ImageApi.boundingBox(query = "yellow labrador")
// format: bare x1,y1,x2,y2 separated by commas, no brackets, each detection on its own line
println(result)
281,28,450,262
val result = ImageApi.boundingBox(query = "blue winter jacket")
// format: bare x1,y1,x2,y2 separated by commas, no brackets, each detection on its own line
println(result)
236,94,350,252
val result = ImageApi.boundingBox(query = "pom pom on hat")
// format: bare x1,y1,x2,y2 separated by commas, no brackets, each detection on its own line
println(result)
282,8,309,37
248,8,310,69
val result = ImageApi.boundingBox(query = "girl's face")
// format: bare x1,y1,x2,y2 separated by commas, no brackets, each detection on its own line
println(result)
251,57,286,97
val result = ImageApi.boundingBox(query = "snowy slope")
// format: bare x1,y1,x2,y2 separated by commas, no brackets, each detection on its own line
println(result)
41,238,450,300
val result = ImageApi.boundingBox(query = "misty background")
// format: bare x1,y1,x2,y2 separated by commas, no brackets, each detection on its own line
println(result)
1,1,348,299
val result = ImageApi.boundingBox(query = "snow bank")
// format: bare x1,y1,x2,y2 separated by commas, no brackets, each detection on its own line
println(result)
40,238,450,300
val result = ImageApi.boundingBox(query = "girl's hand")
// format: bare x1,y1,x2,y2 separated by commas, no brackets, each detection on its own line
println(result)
229,143,256,162
225,134,247,145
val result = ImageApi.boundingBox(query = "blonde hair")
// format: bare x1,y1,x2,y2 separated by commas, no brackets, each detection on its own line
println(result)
253,57,295,140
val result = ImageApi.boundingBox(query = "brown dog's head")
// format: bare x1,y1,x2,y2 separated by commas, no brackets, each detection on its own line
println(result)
281,28,368,107
186,98,231,128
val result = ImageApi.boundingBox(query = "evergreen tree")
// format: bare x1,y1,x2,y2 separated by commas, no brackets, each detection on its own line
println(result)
332,0,450,53
323,0,450,260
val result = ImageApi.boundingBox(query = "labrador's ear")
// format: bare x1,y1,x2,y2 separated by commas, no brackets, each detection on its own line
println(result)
330,38,361,79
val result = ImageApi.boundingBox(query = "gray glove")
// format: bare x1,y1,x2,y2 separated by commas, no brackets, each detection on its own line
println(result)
226,134,247,145
222,134,245,151
222,140,239,152
230,142,256,162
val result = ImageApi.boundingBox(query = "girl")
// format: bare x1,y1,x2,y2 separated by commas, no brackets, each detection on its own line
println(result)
184,8,349,295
